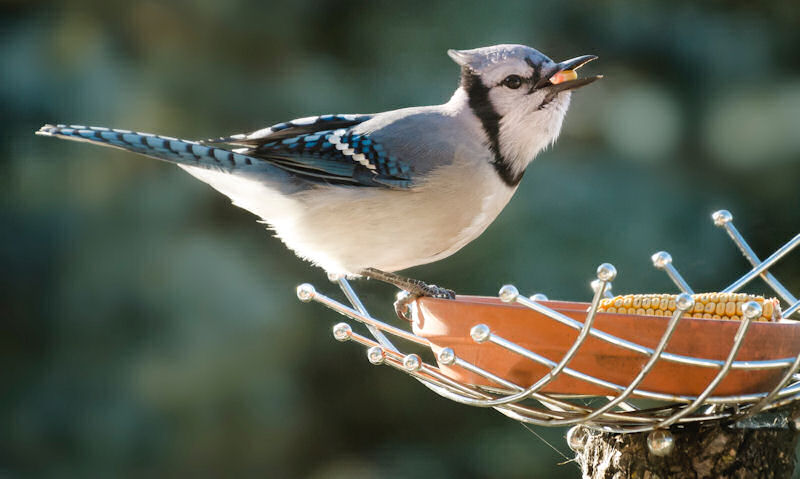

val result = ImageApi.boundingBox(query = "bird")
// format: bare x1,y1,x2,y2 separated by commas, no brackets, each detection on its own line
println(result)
36,44,600,300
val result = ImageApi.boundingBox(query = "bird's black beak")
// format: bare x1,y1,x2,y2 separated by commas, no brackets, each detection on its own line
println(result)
534,55,602,93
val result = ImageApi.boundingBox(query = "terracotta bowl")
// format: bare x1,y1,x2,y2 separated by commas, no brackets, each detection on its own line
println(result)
412,296,800,397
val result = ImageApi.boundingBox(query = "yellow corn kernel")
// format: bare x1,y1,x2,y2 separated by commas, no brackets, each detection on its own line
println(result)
704,302,716,314
659,298,669,310
551,69,578,84
763,301,774,320
715,302,726,315
725,302,736,316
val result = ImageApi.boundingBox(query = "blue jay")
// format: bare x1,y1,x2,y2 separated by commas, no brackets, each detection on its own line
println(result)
36,44,599,299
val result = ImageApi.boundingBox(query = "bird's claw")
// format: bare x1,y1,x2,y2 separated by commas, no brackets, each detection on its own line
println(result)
394,291,415,321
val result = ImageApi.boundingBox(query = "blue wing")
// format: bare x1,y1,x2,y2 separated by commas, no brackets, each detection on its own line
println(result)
213,114,414,189
213,114,372,144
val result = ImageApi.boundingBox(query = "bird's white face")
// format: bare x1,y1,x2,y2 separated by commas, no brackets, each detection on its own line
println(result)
450,44,599,186
482,57,572,175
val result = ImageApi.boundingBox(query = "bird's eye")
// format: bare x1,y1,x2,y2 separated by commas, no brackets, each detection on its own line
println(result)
502,75,522,89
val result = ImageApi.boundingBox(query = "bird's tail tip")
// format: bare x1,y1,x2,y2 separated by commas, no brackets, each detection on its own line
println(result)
35,124,58,136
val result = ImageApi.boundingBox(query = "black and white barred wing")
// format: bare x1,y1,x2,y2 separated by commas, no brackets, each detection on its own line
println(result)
212,114,413,189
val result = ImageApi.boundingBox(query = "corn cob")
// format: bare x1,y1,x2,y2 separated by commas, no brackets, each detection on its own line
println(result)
597,293,781,321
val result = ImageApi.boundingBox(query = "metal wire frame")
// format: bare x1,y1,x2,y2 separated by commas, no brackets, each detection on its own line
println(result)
297,210,800,433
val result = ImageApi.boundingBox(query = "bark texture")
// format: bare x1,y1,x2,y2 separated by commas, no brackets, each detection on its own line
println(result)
573,406,800,479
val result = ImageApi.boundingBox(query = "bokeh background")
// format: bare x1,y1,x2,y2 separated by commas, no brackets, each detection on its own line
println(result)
3,1,800,477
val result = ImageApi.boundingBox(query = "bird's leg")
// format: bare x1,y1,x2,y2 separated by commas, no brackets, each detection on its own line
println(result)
360,268,455,321
360,268,456,299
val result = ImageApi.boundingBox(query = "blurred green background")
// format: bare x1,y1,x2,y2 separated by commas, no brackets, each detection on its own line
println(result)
3,0,800,477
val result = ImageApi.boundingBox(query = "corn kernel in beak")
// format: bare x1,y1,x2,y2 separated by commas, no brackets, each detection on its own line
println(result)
550,70,578,84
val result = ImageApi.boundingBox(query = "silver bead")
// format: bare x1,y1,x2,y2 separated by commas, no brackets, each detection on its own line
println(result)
566,425,588,453
742,300,763,319
651,251,672,269
529,293,549,302
438,347,456,365
647,429,675,456
332,322,352,341
596,263,617,281
403,354,422,371
498,284,519,303
793,416,800,431
470,324,491,343
712,209,733,226
367,346,385,365
296,283,316,302
326,272,343,283
675,293,695,311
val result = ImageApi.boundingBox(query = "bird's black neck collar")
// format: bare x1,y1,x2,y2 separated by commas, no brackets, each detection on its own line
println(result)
461,69,524,187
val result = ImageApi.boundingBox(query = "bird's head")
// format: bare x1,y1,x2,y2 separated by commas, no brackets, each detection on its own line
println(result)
449,44,600,186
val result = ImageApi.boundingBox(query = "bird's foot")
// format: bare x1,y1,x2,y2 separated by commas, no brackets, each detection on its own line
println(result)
393,285,455,321
360,268,456,320
414,282,455,300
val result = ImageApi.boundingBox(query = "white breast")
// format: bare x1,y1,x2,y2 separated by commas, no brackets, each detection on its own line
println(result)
284,153,516,275
179,151,515,276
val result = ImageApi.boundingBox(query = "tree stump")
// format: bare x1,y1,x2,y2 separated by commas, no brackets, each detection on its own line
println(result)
572,405,800,478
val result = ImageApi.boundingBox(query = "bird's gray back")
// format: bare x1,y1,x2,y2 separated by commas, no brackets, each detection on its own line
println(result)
355,101,488,180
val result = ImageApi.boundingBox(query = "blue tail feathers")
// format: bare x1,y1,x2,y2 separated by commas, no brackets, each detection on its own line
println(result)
36,124,261,171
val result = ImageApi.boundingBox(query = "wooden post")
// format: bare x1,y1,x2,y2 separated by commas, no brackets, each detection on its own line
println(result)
571,405,800,478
